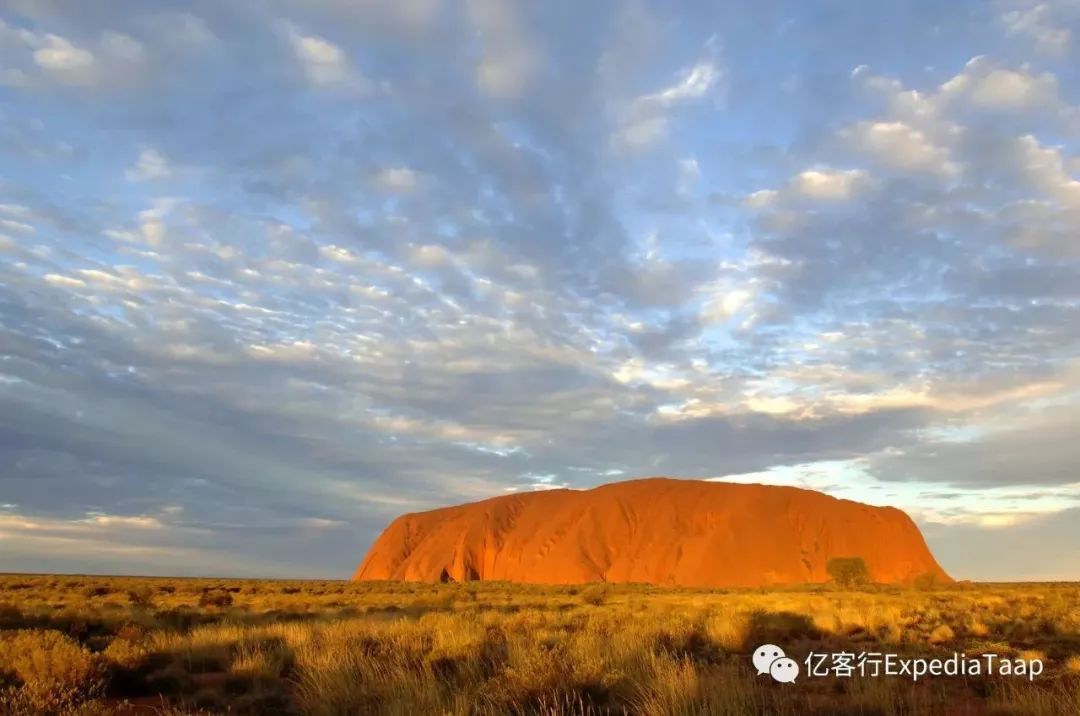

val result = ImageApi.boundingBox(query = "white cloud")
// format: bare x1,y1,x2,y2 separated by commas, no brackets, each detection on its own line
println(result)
842,121,958,175
1,23,148,87
739,167,873,229
701,288,751,323
744,394,802,416
0,218,34,234
1013,134,1080,204
83,513,163,529
611,116,668,152
477,56,535,99
247,340,319,363
409,243,451,267
1001,3,1072,55
642,60,721,106
43,273,86,289
0,511,164,534
297,517,348,530
141,219,165,245
135,197,180,246
319,244,359,263
375,166,420,193
677,157,701,194
940,59,1060,112
32,33,94,72
791,168,868,200
743,189,778,209
853,65,950,135
0,204,31,218
101,31,144,63
126,147,171,182
288,27,361,88
368,412,520,452
612,37,722,153
468,0,537,98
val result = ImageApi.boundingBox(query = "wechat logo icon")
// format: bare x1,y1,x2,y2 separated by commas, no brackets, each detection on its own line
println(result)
754,643,799,683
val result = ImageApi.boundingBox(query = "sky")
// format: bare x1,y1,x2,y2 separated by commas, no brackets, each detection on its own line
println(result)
0,0,1078,581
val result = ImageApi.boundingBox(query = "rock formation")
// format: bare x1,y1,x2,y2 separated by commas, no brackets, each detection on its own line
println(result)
353,478,950,587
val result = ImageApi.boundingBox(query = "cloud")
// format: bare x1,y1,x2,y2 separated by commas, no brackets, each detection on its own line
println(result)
612,116,668,152
126,147,172,182
963,66,1060,111
1013,134,1080,202
870,403,1080,488
922,508,1080,580
701,288,752,324
743,189,778,209
467,0,538,98
791,168,869,200
0,19,159,88
612,37,723,153
148,12,218,49
32,33,94,72
287,25,363,88
101,31,144,63
1001,2,1072,55
374,166,420,193
841,121,958,175
43,273,86,289
742,167,872,212
639,59,721,106
319,244,359,263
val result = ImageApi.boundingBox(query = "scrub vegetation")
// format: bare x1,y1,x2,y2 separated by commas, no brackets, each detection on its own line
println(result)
0,575,1077,714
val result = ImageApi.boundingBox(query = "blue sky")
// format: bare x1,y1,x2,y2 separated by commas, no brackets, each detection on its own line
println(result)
1,0,1078,580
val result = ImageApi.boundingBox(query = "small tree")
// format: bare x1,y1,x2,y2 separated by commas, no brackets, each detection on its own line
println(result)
913,571,938,591
826,557,869,587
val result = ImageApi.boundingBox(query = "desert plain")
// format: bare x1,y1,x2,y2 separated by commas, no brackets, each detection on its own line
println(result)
0,574,1078,715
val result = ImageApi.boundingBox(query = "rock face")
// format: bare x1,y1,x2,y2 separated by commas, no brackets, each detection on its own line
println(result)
353,478,951,587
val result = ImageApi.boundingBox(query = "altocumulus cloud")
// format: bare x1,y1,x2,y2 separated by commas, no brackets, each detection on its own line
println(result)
0,0,1078,580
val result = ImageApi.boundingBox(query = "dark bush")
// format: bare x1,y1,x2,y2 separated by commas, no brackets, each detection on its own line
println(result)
127,586,155,608
198,590,233,608
0,603,24,628
913,571,939,591
579,585,608,606
827,557,869,587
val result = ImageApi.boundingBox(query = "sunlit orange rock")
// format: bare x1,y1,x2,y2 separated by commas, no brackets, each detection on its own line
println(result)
353,478,951,587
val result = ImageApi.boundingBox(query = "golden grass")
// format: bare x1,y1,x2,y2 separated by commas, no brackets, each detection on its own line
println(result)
0,575,1076,714
0,629,106,714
